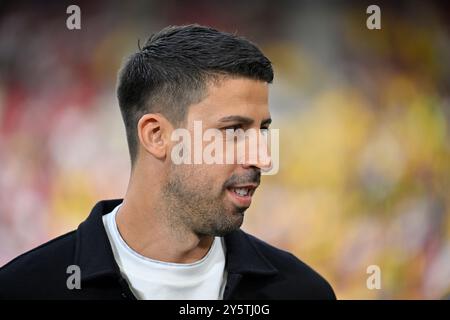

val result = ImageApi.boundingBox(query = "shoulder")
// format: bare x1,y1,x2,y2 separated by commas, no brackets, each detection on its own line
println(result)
243,231,336,300
0,231,77,298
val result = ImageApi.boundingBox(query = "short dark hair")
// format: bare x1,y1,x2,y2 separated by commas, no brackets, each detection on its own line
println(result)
117,24,274,165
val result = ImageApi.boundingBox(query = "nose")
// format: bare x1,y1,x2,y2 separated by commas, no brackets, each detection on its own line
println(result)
241,129,272,171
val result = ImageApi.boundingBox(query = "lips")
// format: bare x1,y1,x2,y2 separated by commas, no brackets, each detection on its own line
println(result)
229,185,257,197
226,184,258,208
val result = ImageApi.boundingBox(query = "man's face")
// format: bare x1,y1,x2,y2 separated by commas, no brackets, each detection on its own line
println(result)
163,77,271,237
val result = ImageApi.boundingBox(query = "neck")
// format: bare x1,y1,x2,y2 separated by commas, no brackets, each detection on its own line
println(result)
115,168,214,264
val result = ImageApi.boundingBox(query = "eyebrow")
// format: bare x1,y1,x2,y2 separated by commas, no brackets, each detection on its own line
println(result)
218,115,272,126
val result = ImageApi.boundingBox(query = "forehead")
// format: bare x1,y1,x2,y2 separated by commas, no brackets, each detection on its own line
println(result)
186,77,270,123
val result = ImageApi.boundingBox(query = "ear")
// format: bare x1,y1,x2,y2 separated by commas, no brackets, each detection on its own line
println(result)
137,113,172,160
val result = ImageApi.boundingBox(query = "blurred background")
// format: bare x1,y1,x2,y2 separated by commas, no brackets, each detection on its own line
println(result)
0,0,449,299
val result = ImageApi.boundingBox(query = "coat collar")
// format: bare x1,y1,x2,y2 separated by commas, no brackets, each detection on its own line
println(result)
74,199,278,282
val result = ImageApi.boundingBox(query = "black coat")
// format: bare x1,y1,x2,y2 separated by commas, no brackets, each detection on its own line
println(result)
0,199,336,300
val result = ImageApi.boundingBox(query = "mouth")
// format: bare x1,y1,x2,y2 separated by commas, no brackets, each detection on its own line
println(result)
226,184,258,208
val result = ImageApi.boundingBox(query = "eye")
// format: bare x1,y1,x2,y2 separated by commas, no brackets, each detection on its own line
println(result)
222,124,243,131
259,128,268,138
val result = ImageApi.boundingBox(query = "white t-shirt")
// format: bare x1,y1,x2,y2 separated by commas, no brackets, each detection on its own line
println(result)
102,204,227,300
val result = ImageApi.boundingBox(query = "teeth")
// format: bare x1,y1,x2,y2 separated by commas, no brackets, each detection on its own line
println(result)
233,188,249,196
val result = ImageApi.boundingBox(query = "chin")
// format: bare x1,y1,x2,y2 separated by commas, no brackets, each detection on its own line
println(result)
228,212,245,229
213,214,244,236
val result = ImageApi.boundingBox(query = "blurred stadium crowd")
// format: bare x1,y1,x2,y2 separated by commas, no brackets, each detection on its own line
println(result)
0,1,449,299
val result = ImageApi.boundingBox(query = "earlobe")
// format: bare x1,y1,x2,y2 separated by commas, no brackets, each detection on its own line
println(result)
137,114,168,159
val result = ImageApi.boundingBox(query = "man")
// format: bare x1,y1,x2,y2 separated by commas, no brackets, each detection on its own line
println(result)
0,25,335,300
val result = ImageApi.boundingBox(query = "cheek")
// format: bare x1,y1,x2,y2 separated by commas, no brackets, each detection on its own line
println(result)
195,164,234,190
